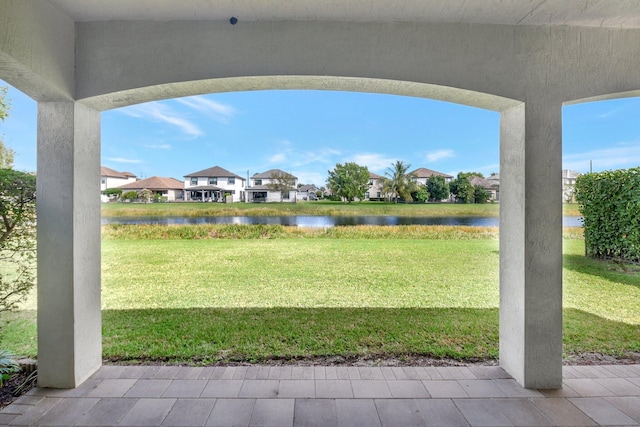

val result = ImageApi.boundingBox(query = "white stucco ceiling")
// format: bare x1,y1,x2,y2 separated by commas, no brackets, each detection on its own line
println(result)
47,0,640,28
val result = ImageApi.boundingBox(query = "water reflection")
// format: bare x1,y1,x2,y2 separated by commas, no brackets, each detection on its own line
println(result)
102,215,583,227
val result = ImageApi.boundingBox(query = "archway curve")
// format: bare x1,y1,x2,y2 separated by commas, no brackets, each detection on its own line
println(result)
82,76,522,113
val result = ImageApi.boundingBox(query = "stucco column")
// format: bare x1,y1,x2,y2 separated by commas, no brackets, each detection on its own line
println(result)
499,99,563,389
37,102,102,388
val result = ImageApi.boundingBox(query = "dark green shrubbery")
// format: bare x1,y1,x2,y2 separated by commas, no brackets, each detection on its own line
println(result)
575,167,640,263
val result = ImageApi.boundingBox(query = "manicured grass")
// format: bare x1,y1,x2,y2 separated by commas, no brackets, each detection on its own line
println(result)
102,201,583,218
1,225,636,364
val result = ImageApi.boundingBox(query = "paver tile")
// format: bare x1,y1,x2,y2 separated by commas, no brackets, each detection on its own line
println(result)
118,365,151,379
347,367,361,380
422,380,468,398
336,367,350,380
414,399,469,427
596,378,640,396
492,398,554,426
381,368,396,380
457,379,506,398
175,366,205,380
254,366,271,380
249,398,294,427
269,366,292,380
8,397,61,426
537,383,581,398
294,398,337,427
453,399,512,426
316,380,353,398
163,379,208,398
153,366,181,379
74,397,138,426
206,398,255,427
563,378,616,397
279,380,316,398
90,365,126,379
291,367,314,380
391,367,410,380
31,397,99,426
125,379,172,398
569,397,637,426
0,414,18,425
606,396,640,422
139,366,162,379
386,380,430,398
493,379,544,397
209,367,226,380
238,380,280,398
335,399,381,427
161,398,216,426
201,380,243,398
401,367,422,380
530,397,596,426
412,367,434,380
30,379,101,398
351,380,392,398
118,398,177,426
436,367,475,380
467,366,510,380
423,367,443,380
86,378,137,398
375,399,424,427
232,366,250,379
325,367,338,380
313,366,326,380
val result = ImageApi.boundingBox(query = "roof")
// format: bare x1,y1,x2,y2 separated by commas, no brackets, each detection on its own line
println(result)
47,1,640,29
369,172,383,179
101,166,128,179
184,166,244,180
117,176,184,191
187,185,223,191
252,169,297,180
298,184,318,192
246,185,297,192
410,168,453,179
470,176,498,189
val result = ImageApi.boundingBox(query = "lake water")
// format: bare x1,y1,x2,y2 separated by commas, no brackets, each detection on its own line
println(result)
102,215,584,227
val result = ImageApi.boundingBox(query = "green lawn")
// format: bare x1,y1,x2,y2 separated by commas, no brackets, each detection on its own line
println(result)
1,225,635,364
103,201,582,217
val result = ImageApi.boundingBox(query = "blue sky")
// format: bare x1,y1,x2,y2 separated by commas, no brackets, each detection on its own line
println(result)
1,80,639,186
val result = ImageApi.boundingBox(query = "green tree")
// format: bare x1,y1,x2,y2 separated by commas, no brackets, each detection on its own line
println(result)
449,172,475,203
426,175,450,202
267,170,297,202
326,162,370,203
0,87,15,169
473,186,491,203
379,161,418,203
0,168,36,312
414,185,430,203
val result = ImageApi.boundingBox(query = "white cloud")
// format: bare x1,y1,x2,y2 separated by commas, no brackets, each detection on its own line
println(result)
296,171,327,186
175,96,237,124
120,102,203,137
104,157,143,164
269,153,287,163
351,153,397,172
563,143,640,172
144,143,172,150
426,149,455,163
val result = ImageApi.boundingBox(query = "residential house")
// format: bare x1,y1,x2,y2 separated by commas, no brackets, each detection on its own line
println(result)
117,176,184,201
298,184,319,201
365,172,385,201
184,166,246,202
410,167,454,185
469,175,500,201
562,169,582,202
246,169,298,203
100,166,137,191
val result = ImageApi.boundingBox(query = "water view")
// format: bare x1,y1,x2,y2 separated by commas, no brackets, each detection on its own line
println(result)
102,215,584,227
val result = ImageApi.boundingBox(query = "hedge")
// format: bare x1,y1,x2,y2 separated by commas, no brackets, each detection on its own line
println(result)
575,167,640,263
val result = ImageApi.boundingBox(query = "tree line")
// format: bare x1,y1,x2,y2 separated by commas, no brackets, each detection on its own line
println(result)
326,160,491,204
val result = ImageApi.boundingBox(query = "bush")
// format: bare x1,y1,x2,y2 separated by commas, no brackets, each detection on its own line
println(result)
121,191,138,201
575,167,640,263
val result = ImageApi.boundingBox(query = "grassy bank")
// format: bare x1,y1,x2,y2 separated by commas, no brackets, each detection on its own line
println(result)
2,225,636,364
102,201,583,218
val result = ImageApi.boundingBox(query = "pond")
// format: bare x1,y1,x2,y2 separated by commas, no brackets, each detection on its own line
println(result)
102,215,584,227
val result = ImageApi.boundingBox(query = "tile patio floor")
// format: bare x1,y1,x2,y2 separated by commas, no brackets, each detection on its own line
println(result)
1,364,639,426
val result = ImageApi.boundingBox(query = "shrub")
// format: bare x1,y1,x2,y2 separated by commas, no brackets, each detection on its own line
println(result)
575,167,640,263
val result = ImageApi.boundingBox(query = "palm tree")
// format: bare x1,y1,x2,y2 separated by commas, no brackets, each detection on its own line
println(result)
380,160,418,203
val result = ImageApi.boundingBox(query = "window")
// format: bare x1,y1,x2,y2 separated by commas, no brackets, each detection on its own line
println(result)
283,191,290,200
377,192,381,198
209,177,217,185
190,177,198,186
365,192,370,199
369,179,373,185
255,179,262,185
229,177,235,185
101,178,106,184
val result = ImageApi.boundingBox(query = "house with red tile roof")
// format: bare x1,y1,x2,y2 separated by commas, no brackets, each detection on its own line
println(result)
117,176,185,201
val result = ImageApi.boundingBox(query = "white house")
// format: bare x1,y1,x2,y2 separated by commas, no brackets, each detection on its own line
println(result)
246,169,298,203
117,176,185,201
100,166,136,191
297,184,319,201
410,167,453,185
562,169,582,203
184,166,246,202
365,172,385,201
